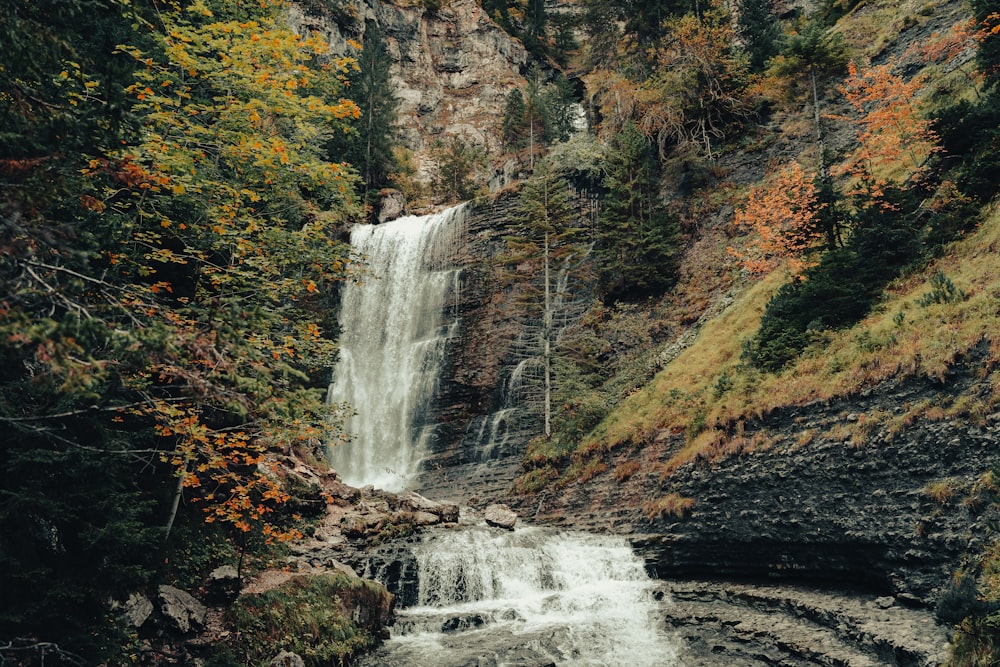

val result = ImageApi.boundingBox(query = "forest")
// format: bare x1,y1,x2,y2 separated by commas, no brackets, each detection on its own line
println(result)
2,0,1000,664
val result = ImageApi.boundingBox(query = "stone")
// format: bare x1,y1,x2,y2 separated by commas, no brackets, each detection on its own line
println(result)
269,651,305,667
122,592,153,628
484,503,517,530
157,585,207,634
398,491,460,523
377,188,408,223
205,565,241,602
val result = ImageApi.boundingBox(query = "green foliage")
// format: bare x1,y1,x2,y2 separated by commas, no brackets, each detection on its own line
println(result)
231,573,391,667
744,191,925,371
736,0,782,71
330,21,403,209
595,123,681,302
917,271,967,307
431,136,483,203
0,0,362,660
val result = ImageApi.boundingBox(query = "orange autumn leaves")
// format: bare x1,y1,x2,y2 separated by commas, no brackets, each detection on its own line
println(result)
730,162,825,276
731,54,944,277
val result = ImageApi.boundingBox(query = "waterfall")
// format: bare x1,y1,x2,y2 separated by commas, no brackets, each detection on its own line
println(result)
326,205,465,492
360,525,678,666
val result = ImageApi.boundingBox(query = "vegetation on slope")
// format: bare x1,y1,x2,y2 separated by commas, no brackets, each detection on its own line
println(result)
0,0,405,662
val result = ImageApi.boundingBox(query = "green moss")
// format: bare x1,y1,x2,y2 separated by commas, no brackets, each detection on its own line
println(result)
231,573,392,667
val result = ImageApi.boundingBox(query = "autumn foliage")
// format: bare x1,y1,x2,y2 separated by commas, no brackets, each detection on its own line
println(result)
729,162,826,276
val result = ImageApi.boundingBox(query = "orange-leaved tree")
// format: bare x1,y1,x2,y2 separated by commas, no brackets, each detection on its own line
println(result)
729,162,827,276
832,57,941,208
99,0,362,543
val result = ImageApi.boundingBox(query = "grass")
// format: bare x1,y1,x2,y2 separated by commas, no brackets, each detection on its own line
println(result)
571,202,1000,478
642,493,696,522
230,573,392,667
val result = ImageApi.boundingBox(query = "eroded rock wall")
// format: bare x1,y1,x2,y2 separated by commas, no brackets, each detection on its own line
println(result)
519,345,999,604
288,0,528,185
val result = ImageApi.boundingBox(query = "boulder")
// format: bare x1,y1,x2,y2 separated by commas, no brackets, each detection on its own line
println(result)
122,593,153,629
484,503,517,530
206,564,241,602
377,188,408,223
270,651,305,667
157,585,207,633
398,491,460,524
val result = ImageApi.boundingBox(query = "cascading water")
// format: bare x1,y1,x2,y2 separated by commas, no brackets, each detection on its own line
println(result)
361,525,678,666
326,205,465,492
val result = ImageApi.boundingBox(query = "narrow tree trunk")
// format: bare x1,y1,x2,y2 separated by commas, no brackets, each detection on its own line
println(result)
543,229,551,439
163,463,186,541
811,69,825,175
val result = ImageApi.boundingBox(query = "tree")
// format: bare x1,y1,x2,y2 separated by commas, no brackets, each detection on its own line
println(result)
503,162,590,437
502,88,528,151
729,162,827,276
336,22,402,210
1,0,361,660
595,122,681,301
832,57,941,202
736,0,782,72
431,136,482,202
766,20,848,170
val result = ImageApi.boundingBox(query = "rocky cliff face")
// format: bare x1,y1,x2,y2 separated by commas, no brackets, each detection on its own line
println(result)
515,343,999,606
288,0,527,185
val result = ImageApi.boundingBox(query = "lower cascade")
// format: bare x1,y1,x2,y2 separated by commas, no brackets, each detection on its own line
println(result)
361,525,678,667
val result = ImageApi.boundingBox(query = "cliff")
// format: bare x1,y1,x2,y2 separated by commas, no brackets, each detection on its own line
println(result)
288,0,527,185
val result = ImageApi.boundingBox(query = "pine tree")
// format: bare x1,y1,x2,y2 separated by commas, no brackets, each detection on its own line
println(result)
595,122,681,302
504,162,590,437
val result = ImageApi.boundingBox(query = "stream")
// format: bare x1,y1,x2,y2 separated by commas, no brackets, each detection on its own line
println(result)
358,524,678,667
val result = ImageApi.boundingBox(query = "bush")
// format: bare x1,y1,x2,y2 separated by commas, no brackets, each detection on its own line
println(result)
231,573,392,667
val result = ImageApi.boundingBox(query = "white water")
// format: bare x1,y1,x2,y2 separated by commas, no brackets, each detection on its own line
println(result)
326,206,466,491
363,526,678,666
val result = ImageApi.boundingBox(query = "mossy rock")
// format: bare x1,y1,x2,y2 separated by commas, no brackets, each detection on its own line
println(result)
231,573,393,667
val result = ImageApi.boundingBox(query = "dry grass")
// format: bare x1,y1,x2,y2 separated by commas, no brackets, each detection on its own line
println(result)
642,493,696,522
576,203,1000,477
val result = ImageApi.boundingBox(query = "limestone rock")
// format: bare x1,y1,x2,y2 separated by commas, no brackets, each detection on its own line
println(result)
122,593,153,629
270,651,305,667
484,503,517,530
377,188,408,223
398,491,459,524
285,0,527,187
157,585,207,634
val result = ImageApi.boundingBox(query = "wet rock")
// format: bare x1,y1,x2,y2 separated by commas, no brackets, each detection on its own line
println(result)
484,503,517,530
157,585,207,633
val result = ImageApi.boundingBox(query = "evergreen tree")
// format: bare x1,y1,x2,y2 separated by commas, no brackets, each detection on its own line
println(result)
736,0,782,72
504,162,590,437
338,22,401,208
502,88,528,151
595,123,681,302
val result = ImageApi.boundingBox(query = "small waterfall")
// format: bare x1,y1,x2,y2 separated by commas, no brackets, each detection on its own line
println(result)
361,525,678,666
326,205,466,491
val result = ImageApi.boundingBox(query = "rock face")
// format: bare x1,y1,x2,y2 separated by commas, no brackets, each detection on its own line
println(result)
157,585,207,634
287,0,527,186
520,347,1000,605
